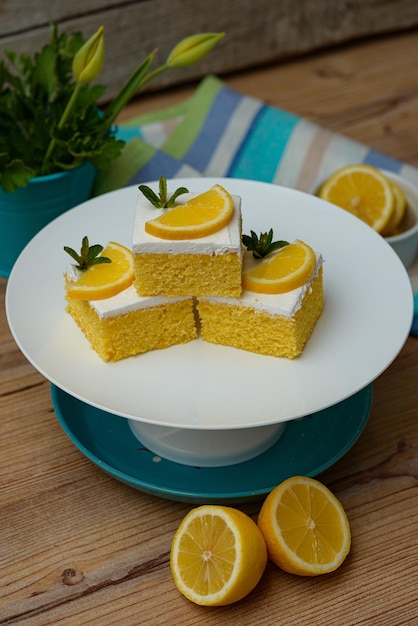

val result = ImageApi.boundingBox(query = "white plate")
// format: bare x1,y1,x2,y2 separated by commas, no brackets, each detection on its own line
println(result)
6,177,413,429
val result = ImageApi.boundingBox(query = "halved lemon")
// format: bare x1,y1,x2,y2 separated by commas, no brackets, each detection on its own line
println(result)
258,476,351,576
67,241,134,300
144,184,234,240
242,240,316,294
318,163,395,233
170,505,267,606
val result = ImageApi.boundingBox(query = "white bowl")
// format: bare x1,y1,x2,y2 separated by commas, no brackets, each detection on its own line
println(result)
383,171,418,269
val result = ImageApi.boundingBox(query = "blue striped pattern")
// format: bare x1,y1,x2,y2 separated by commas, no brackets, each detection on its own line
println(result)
227,106,300,181
108,75,418,195
364,149,403,173
128,150,184,185
181,85,245,172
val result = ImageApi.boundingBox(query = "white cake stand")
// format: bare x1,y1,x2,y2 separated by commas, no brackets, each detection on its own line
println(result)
6,179,413,468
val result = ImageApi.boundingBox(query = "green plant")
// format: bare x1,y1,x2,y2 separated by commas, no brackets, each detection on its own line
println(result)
0,26,224,192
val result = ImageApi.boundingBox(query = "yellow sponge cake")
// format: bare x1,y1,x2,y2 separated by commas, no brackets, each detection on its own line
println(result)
65,267,197,362
197,249,324,359
64,188,323,363
132,185,243,297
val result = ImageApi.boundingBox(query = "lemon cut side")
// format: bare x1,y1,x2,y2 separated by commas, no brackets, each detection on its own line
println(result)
258,476,351,576
170,505,267,606
318,163,395,233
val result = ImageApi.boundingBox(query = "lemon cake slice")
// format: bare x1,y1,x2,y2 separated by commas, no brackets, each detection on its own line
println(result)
65,266,197,362
197,247,324,359
132,184,243,297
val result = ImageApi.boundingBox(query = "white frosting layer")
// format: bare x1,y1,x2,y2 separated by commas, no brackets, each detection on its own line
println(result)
91,287,190,319
199,251,323,318
66,265,189,319
132,190,243,255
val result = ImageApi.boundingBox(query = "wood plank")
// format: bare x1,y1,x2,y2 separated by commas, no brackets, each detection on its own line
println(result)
1,1,418,99
0,0,130,34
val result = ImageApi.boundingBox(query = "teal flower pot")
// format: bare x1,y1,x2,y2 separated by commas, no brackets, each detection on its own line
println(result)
0,162,97,277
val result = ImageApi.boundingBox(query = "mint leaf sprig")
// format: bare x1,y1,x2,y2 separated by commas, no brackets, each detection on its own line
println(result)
139,176,189,208
64,235,111,270
242,229,289,259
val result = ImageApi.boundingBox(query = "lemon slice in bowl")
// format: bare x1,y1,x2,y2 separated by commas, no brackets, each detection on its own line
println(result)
381,181,407,236
170,504,267,606
318,163,395,233
67,241,134,300
242,240,316,294
258,476,351,576
144,184,234,240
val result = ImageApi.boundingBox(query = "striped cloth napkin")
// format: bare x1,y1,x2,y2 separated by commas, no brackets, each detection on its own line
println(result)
94,74,418,293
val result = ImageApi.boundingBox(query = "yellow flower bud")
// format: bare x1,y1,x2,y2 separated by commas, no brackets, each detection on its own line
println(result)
166,33,224,68
72,26,105,84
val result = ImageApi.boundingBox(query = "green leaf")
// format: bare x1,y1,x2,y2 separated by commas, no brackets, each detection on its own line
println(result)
102,52,155,128
138,176,189,208
138,184,162,207
167,186,189,207
242,228,289,259
81,236,90,259
159,176,167,203
0,158,35,192
87,243,104,260
88,256,113,266
64,235,110,270
63,245,82,264
33,44,57,95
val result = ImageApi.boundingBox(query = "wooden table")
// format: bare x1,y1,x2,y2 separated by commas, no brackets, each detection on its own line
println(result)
1,30,418,625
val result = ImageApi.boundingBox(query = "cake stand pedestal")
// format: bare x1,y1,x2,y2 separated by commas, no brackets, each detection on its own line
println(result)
51,383,372,503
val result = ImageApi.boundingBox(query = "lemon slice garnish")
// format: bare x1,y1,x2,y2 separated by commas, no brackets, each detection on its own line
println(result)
145,184,234,240
242,240,316,294
67,241,133,300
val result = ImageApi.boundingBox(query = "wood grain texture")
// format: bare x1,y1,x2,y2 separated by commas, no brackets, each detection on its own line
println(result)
1,28,418,626
1,0,418,99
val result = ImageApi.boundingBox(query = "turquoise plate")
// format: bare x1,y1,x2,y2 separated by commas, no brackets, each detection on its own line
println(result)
52,384,372,504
